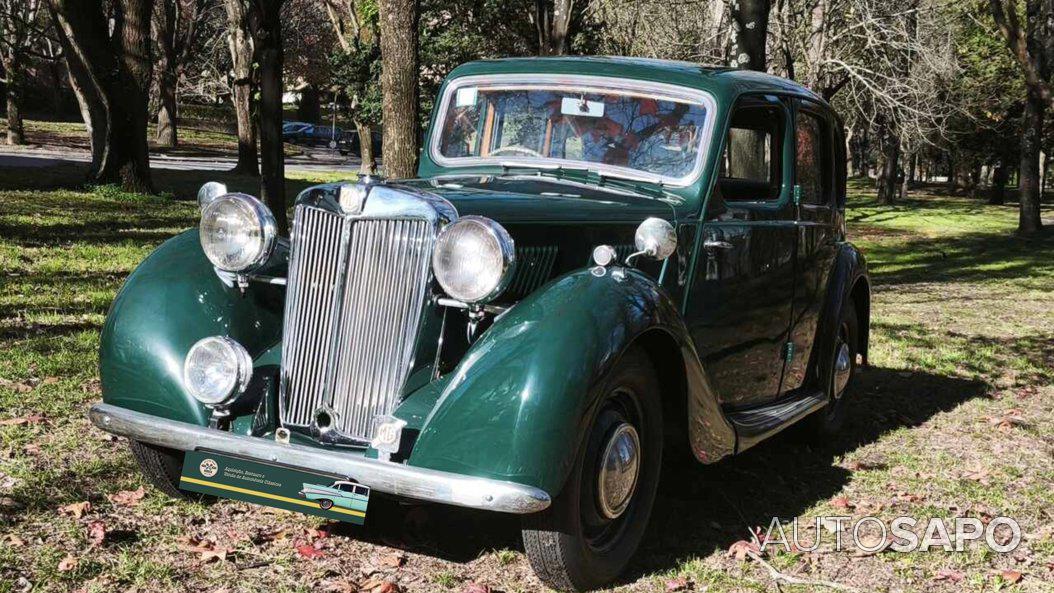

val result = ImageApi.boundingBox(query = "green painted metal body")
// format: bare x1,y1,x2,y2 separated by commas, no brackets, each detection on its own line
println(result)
99,56,869,500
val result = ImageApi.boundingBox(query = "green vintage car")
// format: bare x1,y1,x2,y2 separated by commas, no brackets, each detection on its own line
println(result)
91,57,870,591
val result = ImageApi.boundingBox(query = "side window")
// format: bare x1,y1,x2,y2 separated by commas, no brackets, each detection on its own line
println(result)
795,110,831,206
718,99,785,201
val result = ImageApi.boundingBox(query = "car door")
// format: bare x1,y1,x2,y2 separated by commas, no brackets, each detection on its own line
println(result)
782,102,843,391
687,95,798,408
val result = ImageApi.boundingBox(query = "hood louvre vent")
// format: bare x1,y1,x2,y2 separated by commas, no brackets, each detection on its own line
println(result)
504,245,558,301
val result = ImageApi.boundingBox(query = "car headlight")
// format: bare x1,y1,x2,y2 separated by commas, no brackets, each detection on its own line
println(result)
199,193,277,273
183,336,253,406
432,216,515,304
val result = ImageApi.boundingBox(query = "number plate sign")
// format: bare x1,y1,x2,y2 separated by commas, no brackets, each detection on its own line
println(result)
179,451,368,525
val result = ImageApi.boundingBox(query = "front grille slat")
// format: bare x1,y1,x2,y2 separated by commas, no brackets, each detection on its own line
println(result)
281,205,435,443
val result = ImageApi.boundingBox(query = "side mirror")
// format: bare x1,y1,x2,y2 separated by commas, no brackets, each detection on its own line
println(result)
197,181,229,210
632,217,677,262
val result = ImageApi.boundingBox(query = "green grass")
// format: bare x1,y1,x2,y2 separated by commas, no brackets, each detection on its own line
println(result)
0,172,1051,592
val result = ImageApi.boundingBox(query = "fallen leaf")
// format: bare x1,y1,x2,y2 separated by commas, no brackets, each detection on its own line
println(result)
178,537,231,563
831,496,854,510
306,526,331,540
42,377,60,385
3,534,25,547
87,521,107,546
727,539,760,561
933,568,965,583
296,544,325,559
360,578,400,593
60,501,91,518
58,555,78,572
108,486,146,507
665,577,690,591
0,414,44,426
0,378,33,393
461,583,491,593
1001,569,1023,584
379,553,406,568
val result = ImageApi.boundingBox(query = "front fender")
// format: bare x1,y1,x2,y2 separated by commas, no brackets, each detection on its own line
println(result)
408,267,734,495
99,230,285,425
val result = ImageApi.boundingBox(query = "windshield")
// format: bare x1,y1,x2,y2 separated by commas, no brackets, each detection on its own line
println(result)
433,77,713,184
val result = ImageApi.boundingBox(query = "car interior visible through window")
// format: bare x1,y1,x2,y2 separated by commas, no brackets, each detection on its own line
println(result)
436,81,711,182
795,109,831,206
718,98,785,202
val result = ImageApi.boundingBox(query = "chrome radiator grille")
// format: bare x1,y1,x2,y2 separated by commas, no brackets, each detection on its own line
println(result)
280,205,436,442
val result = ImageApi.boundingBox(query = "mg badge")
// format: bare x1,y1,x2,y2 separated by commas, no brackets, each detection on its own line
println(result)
371,415,407,461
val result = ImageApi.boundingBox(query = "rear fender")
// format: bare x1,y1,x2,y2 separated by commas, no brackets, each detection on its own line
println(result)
408,267,734,494
806,243,870,385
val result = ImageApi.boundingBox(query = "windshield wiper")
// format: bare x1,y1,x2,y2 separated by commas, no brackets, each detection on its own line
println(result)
499,161,591,178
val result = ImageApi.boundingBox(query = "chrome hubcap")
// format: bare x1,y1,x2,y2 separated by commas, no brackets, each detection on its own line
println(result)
597,423,640,520
833,341,851,398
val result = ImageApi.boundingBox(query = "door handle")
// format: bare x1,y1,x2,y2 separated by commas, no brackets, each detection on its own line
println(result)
704,240,734,251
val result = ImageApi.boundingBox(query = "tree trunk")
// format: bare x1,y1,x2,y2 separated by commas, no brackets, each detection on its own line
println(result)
1018,88,1044,234
155,0,178,147
877,133,899,205
54,10,108,177
5,83,24,145
378,0,419,179
730,0,771,71
49,0,154,192
114,0,155,193
356,119,375,174
225,0,259,175
534,0,574,55
297,83,322,122
990,164,1008,205
253,0,287,235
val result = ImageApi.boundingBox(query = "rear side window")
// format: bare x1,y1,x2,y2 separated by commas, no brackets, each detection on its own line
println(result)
795,110,831,206
718,99,785,201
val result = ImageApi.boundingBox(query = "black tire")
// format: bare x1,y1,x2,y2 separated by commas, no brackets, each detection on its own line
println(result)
522,348,663,592
128,440,208,501
319,499,334,510
802,301,859,437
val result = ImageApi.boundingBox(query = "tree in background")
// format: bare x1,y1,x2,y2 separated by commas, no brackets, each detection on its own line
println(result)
327,0,382,173
0,0,46,145
154,0,215,147
378,0,419,178
532,0,577,55
224,0,259,175
250,0,287,234
990,0,1052,234
730,0,771,71
49,0,155,192
284,0,337,124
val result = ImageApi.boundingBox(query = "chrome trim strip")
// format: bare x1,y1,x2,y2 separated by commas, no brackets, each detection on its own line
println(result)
429,73,719,188
90,403,551,514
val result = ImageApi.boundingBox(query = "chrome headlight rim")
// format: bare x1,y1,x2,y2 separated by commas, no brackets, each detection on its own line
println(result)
182,336,253,406
199,192,278,273
432,215,515,304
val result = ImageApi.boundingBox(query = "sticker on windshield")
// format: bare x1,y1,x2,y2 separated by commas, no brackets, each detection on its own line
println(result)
561,97,605,118
456,87,478,107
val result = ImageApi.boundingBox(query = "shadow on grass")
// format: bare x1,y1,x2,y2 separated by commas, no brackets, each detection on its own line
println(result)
864,228,1054,286
0,160,332,202
330,366,987,571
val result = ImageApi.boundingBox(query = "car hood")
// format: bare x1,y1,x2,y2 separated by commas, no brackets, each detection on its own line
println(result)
397,175,678,224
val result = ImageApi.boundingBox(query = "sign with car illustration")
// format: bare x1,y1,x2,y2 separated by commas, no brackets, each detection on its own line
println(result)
178,451,368,524
91,56,870,591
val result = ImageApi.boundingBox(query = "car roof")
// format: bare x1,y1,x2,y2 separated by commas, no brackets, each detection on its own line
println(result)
445,56,824,106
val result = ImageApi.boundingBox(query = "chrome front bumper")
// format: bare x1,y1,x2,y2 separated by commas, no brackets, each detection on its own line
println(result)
89,403,550,514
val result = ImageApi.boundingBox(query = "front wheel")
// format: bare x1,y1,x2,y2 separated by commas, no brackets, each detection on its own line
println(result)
522,348,663,592
318,499,334,510
128,440,207,501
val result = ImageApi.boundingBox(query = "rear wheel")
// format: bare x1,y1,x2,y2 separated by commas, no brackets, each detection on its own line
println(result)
803,301,859,436
128,440,206,500
522,348,662,592
319,499,334,510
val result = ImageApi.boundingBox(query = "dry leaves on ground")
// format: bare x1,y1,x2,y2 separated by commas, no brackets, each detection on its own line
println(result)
59,501,91,518
107,486,146,507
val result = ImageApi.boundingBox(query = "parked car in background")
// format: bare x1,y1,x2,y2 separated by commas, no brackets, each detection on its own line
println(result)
336,129,383,157
282,121,311,136
285,124,342,147
92,57,869,592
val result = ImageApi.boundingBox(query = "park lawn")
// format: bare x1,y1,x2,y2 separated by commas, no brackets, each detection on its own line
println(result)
0,175,1051,593
20,119,305,158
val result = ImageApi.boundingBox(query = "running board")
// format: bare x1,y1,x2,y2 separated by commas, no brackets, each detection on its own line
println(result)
724,390,827,451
